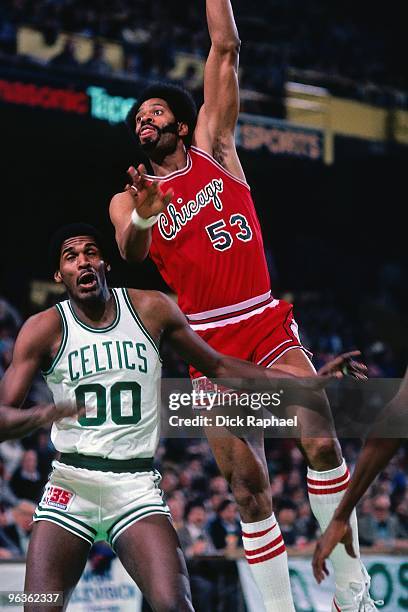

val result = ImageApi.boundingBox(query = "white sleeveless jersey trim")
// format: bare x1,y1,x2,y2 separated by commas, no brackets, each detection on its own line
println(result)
42,302,69,377
121,288,161,361
190,146,250,190
45,288,162,460
67,289,121,333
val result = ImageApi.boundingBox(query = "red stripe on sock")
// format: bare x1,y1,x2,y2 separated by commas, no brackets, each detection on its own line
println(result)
245,534,283,556
333,598,341,611
307,469,350,487
246,543,286,564
241,523,276,538
308,481,350,495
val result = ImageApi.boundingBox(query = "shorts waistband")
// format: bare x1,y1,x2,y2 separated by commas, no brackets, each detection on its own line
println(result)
186,291,277,329
58,453,154,473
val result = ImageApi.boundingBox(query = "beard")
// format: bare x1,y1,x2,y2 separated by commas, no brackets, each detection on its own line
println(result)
138,121,179,153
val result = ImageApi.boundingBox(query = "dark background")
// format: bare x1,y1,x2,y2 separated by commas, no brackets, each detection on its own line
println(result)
1,99,406,309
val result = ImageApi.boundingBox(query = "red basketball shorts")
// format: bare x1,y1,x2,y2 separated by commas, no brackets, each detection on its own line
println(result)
189,299,311,383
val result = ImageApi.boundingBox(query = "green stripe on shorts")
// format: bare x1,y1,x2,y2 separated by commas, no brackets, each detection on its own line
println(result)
107,501,167,537
109,508,171,547
37,504,98,536
34,511,94,546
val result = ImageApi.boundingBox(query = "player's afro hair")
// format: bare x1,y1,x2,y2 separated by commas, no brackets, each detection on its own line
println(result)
125,82,198,148
49,223,108,272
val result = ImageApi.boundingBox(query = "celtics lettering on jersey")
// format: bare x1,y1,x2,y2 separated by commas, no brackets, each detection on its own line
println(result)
43,288,162,460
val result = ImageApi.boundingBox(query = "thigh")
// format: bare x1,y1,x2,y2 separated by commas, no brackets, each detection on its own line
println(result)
25,520,90,612
115,514,193,612
205,424,268,487
274,348,336,437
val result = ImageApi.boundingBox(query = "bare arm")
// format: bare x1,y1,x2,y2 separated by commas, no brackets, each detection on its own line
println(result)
109,165,173,263
0,310,59,407
0,403,81,442
157,293,358,388
194,0,245,181
312,369,407,583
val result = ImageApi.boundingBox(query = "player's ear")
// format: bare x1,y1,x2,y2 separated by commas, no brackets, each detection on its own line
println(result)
54,270,63,284
105,262,111,273
178,122,189,138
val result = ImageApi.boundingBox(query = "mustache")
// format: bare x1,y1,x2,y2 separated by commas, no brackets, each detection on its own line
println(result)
138,121,178,148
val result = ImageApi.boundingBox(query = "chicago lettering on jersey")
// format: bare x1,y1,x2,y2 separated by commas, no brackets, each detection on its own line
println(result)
67,340,148,382
158,178,224,240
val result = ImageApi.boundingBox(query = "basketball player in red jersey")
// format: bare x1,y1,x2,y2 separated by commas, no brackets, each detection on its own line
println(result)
110,1,377,609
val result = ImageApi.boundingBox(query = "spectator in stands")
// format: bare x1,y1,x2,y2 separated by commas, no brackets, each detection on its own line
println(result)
0,500,36,557
208,499,241,551
167,493,185,532
358,494,408,549
0,456,18,508
9,449,43,503
177,502,216,612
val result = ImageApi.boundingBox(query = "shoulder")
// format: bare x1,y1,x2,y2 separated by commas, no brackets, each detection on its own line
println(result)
125,288,175,313
125,289,184,329
16,307,62,355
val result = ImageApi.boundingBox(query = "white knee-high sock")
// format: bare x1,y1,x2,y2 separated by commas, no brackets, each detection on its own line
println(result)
241,514,295,611
307,458,364,588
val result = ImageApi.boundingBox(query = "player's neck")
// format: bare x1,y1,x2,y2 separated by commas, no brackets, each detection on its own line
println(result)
70,287,114,328
149,142,188,177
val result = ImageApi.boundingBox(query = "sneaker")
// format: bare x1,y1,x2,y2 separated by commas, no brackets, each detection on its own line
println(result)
332,566,383,611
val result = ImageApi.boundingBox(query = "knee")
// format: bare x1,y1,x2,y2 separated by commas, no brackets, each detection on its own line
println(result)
231,479,271,520
301,437,342,470
152,594,193,612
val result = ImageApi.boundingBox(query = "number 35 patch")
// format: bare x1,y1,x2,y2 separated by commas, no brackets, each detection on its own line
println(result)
41,485,75,510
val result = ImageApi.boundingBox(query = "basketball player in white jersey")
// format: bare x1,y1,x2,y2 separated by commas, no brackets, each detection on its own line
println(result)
0,224,364,611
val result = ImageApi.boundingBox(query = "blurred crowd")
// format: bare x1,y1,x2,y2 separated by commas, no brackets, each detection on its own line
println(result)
0,0,406,110
1,290,407,607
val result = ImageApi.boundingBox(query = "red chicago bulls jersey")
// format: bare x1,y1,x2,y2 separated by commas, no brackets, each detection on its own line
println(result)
148,146,271,327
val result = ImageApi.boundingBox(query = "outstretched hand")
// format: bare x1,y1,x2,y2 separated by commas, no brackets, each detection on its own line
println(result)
317,351,367,380
312,518,356,583
125,164,173,219
37,402,86,426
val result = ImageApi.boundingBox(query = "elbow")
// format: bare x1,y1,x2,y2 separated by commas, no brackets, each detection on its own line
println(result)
211,37,241,58
118,236,148,264
212,356,228,379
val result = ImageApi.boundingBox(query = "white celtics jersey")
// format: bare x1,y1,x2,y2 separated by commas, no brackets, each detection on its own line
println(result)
44,288,162,460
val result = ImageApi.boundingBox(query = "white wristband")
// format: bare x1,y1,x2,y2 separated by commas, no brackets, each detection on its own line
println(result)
130,208,158,229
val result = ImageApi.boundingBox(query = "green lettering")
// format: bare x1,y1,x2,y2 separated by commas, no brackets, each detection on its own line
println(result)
111,381,141,425
398,562,408,609
123,341,135,370
76,383,106,426
115,341,123,369
93,344,106,373
80,345,92,376
136,343,148,373
368,563,393,608
68,350,80,381
102,341,113,369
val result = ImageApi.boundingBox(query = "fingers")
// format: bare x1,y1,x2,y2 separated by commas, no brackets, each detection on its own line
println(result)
312,544,330,583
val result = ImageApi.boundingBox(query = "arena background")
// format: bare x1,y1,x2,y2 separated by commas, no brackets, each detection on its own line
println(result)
1,0,407,610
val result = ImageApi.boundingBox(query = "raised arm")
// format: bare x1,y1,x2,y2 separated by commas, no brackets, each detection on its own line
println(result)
109,165,173,263
194,0,245,181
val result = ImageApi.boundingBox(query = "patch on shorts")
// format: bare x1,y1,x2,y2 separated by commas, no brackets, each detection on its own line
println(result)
41,485,75,511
